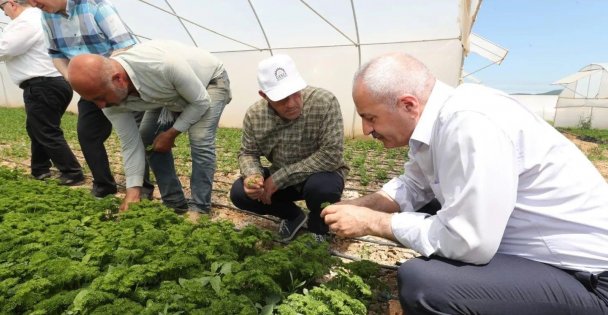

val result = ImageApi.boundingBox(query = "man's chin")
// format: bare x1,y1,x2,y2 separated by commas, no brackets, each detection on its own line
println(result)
381,141,395,148
284,112,301,121
378,138,398,149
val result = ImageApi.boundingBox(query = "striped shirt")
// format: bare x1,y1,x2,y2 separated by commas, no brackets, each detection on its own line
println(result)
41,0,136,59
239,86,349,189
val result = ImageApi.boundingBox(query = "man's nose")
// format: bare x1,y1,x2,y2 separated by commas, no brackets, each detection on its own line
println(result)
362,120,374,135
285,95,298,107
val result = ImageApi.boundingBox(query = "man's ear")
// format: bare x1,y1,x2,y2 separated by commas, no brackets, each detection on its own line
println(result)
258,90,269,101
397,94,420,115
112,72,127,88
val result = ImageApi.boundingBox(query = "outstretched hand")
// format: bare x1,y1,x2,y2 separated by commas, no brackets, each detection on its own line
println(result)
321,204,388,238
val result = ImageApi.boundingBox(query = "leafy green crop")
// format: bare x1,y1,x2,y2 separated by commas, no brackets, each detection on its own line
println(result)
0,166,370,313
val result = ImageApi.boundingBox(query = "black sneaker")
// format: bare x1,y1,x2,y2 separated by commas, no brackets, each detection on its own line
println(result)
141,185,154,201
33,172,52,180
187,199,210,215
91,184,118,198
58,174,85,186
169,203,189,215
278,211,308,242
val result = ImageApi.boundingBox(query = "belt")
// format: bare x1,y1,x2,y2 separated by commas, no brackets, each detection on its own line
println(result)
567,270,608,306
19,76,65,89
208,70,228,87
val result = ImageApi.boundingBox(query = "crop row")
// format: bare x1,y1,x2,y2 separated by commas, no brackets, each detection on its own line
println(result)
0,168,381,314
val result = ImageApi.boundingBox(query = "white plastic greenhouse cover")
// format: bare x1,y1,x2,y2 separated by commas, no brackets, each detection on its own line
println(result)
553,63,608,128
0,0,489,137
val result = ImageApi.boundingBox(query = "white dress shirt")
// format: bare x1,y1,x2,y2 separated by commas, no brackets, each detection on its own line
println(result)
384,81,608,274
0,7,60,85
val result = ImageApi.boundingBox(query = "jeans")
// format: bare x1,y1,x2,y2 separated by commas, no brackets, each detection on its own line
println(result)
140,70,231,211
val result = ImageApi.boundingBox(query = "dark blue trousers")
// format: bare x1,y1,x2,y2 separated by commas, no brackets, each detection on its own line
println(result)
230,169,344,234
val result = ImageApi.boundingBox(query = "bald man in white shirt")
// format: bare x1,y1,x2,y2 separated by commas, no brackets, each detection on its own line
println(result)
321,52,608,314
0,0,83,185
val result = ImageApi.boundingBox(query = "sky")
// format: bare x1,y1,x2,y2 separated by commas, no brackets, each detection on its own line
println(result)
464,0,608,94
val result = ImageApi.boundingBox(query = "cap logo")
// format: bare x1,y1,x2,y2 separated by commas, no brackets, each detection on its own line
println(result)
275,68,288,81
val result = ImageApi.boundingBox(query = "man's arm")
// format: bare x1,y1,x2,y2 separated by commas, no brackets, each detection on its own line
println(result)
322,204,396,240
0,17,38,60
102,108,146,210
165,57,211,133
238,110,266,200
238,111,264,177
391,112,518,264
321,190,400,239
147,56,210,153
52,58,69,79
338,190,401,212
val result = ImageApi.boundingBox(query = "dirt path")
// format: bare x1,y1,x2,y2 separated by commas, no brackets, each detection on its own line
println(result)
564,133,608,178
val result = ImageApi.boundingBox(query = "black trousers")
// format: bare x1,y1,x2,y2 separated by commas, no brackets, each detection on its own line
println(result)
230,169,344,234
77,100,151,194
76,99,116,191
22,77,81,177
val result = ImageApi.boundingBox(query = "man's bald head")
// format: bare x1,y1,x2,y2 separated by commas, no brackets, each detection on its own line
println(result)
68,54,111,96
67,54,129,108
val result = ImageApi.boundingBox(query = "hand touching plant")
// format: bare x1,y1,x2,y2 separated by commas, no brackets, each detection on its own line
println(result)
244,174,264,201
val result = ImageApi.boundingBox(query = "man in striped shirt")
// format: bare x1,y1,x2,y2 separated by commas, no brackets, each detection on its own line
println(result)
28,0,153,198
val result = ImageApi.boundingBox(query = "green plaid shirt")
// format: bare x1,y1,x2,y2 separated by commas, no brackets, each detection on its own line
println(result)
238,86,349,189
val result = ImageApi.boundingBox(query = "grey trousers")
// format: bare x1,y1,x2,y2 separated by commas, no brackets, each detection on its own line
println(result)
398,253,608,315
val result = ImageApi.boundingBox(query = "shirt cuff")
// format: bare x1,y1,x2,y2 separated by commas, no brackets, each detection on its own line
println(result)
271,168,289,189
126,175,144,188
391,211,435,256
172,118,189,133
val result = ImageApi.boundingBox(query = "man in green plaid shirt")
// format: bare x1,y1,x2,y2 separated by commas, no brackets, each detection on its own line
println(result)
230,54,349,242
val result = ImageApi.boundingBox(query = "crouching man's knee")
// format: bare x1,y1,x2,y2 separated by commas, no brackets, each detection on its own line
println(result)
397,257,452,315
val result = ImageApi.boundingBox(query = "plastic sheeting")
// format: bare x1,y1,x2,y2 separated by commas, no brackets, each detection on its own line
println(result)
1,0,487,137
553,63,608,128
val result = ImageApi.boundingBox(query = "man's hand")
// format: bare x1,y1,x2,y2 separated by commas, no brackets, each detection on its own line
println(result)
321,204,394,239
120,187,142,212
152,128,181,153
260,176,278,205
244,174,264,200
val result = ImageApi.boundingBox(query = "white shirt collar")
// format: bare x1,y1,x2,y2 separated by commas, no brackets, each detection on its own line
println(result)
409,80,454,150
